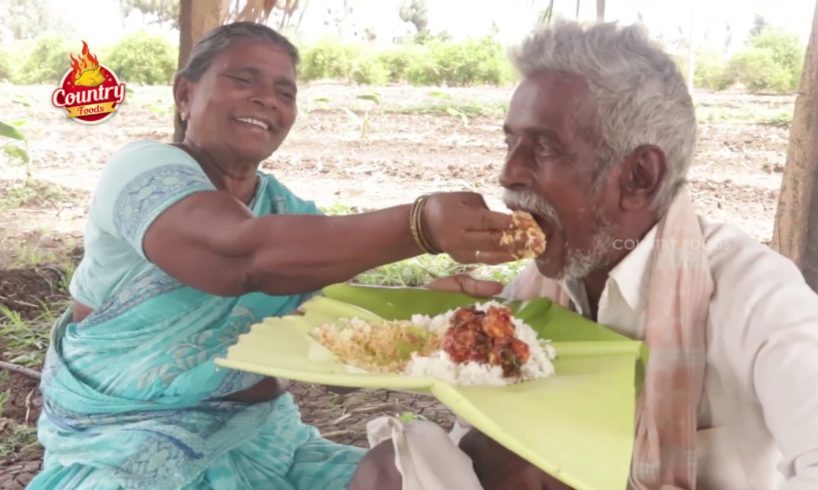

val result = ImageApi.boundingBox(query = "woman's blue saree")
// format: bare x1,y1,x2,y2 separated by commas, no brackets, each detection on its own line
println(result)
28,144,364,489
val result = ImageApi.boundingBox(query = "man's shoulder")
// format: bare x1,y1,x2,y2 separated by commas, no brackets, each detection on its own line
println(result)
701,218,804,288
700,217,818,335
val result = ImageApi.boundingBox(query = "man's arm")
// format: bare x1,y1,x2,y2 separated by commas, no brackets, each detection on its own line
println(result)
745,277,818,488
710,232,818,488
458,429,573,490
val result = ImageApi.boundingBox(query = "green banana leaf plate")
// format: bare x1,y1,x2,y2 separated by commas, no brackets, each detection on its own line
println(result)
215,284,645,490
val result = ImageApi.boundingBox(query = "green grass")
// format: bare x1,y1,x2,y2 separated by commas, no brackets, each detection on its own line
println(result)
58,263,76,292
761,109,793,127
0,372,9,413
319,202,360,216
0,418,40,461
695,104,794,126
0,179,75,213
395,101,506,118
0,302,61,367
8,245,57,269
353,254,527,288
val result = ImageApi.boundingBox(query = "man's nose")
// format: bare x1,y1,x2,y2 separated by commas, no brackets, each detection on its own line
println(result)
499,144,530,189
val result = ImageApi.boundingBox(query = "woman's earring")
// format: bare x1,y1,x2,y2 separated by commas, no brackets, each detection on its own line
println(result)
181,112,188,121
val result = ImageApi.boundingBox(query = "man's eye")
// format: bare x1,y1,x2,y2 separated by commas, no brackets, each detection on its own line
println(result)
536,136,559,158
232,75,252,85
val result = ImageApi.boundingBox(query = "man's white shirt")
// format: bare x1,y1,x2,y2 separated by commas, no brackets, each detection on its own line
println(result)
505,217,818,489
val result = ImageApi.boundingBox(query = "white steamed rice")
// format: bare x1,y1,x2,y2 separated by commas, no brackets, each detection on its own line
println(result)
403,301,557,386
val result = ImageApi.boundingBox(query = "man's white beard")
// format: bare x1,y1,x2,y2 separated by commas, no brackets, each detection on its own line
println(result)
503,189,615,281
559,227,615,280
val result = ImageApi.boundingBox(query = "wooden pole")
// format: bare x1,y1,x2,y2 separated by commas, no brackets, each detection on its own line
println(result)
772,0,818,291
173,0,222,143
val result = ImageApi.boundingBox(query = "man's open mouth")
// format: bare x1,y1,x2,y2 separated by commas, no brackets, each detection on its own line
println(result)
507,205,553,242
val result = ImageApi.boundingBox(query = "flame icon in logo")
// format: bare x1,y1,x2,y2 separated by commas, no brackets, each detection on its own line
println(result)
70,41,105,87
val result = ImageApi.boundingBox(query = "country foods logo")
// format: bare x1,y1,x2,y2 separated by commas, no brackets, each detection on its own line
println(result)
51,41,126,124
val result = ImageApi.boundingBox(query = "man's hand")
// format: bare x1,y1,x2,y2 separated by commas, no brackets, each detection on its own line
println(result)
459,429,574,490
426,273,504,298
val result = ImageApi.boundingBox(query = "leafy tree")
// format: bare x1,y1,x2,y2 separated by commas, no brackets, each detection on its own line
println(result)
399,0,429,36
749,14,769,39
0,0,70,40
121,0,180,28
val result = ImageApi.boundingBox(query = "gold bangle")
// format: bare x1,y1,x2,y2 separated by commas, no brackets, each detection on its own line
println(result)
417,195,441,254
409,195,427,253
410,194,441,255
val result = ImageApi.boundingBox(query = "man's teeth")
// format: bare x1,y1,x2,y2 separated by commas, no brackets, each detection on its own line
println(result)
236,117,268,130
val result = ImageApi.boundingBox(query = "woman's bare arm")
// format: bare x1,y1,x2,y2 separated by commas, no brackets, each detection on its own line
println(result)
143,190,514,296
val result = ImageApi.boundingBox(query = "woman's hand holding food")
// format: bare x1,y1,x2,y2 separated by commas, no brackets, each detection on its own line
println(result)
419,192,517,264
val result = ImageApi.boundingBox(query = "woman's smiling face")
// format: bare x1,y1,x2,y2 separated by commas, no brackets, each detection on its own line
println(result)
175,38,298,165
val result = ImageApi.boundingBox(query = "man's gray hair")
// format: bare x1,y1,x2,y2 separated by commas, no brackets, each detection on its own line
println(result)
511,22,696,214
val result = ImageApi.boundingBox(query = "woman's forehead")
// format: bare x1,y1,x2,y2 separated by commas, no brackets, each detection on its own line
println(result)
211,39,295,74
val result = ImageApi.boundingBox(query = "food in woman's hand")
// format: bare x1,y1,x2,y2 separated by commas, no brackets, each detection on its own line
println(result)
312,303,556,385
501,211,547,258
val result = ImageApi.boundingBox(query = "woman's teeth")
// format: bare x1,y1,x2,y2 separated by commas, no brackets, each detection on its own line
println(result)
236,117,268,130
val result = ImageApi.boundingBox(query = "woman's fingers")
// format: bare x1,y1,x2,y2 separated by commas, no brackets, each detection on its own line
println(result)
468,209,514,232
421,191,540,262
426,274,504,297
422,193,513,251
460,276,504,297
425,275,467,292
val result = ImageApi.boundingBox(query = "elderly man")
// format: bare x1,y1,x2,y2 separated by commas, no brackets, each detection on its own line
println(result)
352,21,818,490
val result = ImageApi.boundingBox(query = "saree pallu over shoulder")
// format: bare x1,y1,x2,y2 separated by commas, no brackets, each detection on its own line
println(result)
29,171,364,489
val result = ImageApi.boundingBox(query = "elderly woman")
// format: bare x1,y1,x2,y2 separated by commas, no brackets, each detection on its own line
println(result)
29,23,520,490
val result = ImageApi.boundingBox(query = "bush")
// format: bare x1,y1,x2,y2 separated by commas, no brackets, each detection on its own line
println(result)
377,46,422,83
16,36,73,84
726,28,804,93
694,51,733,91
350,54,389,85
299,39,360,81
406,37,513,86
298,37,514,87
0,50,14,82
404,49,441,85
750,28,804,80
105,32,177,85
728,48,793,93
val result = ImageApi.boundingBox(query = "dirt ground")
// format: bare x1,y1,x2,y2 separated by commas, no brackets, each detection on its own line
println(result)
0,82,793,487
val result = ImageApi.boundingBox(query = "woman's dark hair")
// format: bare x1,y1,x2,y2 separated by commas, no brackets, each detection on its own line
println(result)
174,22,299,137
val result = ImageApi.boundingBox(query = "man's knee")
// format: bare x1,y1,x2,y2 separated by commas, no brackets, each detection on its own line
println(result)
349,440,402,490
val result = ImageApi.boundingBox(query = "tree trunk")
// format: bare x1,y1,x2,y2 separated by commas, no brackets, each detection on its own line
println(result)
596,0,605,21
173,0,222,143
772,1,818,291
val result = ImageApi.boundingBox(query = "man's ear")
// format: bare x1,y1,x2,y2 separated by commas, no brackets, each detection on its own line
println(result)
173,76,192,120
618,145,666,211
